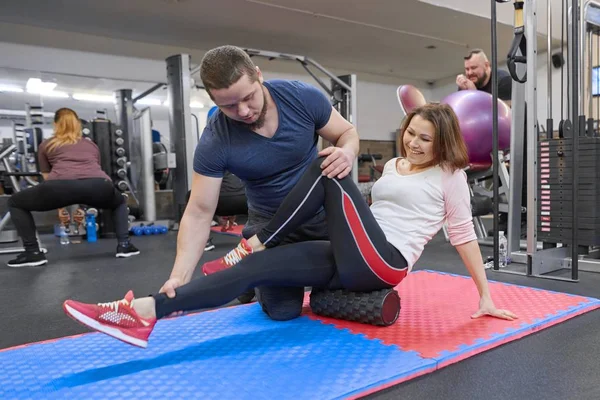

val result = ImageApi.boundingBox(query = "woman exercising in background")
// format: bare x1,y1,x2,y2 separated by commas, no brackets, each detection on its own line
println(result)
6,108,139,268
63,103,516,348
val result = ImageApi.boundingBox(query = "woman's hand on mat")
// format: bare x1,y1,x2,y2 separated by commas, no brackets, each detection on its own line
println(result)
318,147,354,179
471,296,518,321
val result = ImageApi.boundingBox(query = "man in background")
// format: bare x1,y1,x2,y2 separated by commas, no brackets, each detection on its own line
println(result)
456,48,512,105
457,48,527,237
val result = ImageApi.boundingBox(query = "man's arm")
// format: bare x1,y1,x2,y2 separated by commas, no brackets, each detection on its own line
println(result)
316,107,360,179
168,173,222,284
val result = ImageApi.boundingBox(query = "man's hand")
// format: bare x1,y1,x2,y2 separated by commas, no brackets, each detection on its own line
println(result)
471,296,518,321
318,147,354,179
456,74,476,90
159,277,186,317
160,277,183,298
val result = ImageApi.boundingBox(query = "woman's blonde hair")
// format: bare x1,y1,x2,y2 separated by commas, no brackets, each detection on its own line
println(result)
46,108,82,152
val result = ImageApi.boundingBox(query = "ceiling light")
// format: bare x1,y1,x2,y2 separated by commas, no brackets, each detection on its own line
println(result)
137,98,162,106
39,91,70,99
162,100,206,108
26,78,57,94
73,93,115,103
0,85,24,93
0,109,55,117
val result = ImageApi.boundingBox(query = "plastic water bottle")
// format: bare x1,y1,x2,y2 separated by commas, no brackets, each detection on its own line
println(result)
86,213,97,243
498,231,508,268
59,225,70,245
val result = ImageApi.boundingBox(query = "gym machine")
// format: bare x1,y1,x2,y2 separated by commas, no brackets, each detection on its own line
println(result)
0,104,46,253
81,113,132,238
491,0,600,281
166,54,195,225
108,89,170,230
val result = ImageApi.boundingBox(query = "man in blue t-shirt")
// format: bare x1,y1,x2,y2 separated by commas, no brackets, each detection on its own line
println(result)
160,45,360,320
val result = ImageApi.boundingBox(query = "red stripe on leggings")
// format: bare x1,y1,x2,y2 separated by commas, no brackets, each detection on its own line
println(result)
342,192,407,285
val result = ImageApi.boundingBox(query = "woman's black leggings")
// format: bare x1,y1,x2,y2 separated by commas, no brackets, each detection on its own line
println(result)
154,157,408,319
8,178,129,251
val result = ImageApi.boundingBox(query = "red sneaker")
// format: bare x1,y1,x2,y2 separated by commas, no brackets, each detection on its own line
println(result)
202,238,253,275
63,290,156,348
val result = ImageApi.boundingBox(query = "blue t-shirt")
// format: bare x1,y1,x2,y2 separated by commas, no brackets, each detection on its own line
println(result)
194,80,332,215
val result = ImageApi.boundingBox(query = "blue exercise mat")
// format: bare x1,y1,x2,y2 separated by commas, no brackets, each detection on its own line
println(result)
1,270,599,399
0,305,433,400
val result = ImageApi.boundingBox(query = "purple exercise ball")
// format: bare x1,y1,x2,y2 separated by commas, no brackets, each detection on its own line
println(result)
441,90,511,165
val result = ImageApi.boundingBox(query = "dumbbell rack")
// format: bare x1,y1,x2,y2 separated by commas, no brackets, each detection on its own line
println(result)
537,137,600,246
82,118,131,238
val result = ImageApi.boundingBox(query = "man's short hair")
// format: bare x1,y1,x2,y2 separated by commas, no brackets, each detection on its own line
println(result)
200,45,259,97
464,48,489,62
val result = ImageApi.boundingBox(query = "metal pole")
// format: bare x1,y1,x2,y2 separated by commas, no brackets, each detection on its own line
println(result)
526,0,539,274
588,30,594,119
571,0,580,280
548,0,553,122
507,77,526,258
114,90,133,132
135,108,157,222
166,54,194,223
132,83,166,104
242,48,354,92
11,122,20,153
22,105,31,172
24,103,32,128
304,58,353,92
491,0,500,269
579,0,586,114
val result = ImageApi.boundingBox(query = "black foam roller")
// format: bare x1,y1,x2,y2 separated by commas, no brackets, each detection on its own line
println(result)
309,288,400,326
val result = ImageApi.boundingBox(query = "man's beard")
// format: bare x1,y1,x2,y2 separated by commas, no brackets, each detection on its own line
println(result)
474,71,489,89
247,87,268,130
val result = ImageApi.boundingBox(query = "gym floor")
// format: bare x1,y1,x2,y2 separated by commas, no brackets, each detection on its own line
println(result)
1,231,599,400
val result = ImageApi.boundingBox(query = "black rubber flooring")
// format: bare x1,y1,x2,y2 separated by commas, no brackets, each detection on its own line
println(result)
1,231,599,400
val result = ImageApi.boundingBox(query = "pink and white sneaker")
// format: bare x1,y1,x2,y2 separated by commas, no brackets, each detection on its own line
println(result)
202,238,253,276
63,290,156,348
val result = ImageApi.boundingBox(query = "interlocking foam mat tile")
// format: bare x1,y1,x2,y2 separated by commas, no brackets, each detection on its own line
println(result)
1,270,598,399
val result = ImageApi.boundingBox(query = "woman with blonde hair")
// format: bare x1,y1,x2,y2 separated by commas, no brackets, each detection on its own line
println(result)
7,108,139,267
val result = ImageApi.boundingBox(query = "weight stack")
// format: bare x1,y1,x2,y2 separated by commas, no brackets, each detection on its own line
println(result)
309,288,400,326
537,137,600,245
90,120,130,238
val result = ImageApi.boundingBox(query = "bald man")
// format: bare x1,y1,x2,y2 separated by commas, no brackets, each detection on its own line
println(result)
456,49,512,105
